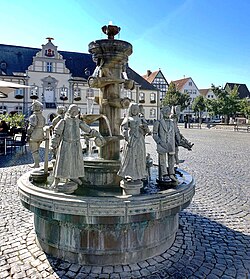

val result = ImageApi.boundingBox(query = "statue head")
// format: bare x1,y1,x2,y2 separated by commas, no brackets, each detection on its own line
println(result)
32,100,43,112
161,106,171,119
128,103,139,117
67,104,79,118
57,106,66,116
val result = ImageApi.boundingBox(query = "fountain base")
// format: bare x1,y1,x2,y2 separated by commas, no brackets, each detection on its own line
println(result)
18,169,194,265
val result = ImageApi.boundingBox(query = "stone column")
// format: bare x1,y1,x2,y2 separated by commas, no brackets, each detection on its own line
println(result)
88,39,132,160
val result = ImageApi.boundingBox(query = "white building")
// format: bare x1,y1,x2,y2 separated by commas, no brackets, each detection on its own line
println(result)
0,39,158,123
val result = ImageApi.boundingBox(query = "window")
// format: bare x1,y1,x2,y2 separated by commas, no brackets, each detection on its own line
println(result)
15,106,22,112
139,92,145,103
60,87,68,101
14,89,24,99
159,92,165,101
150,93,156,103
189,81,192,86
30,86,39,99
74,88,81,101
150,109,156,118
124,90,132,99
47,62,53,72
0,105,7,114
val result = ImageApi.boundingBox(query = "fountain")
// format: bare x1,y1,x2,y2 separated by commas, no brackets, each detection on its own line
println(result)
18,23,195,266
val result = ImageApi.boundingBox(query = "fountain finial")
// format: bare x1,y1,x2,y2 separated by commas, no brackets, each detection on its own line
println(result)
102,22,121,39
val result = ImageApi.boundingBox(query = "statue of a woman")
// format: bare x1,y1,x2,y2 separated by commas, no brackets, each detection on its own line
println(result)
51,104,105,189
118,103,150,182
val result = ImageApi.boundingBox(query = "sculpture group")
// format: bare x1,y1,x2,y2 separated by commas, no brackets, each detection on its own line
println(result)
28,99,193,194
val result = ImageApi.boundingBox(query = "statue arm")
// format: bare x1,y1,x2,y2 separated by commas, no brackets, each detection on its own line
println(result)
27,115,37,138
175,125,181,144
152,121,160,144
120,119,129,141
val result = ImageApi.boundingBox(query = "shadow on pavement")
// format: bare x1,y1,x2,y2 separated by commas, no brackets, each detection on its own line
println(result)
43,211,250,278
0,147,51,168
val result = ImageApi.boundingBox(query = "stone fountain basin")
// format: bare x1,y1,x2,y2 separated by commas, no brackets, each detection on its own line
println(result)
18,169,195,265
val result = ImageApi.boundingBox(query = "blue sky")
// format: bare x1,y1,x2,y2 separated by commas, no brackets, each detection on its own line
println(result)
1,0,250,89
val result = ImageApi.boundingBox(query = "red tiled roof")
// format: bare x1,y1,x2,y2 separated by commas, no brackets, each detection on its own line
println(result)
172,77,190,91
142,70,160,84
199,89,209,96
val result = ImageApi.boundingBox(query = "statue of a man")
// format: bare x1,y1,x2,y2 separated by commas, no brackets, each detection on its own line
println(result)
171,105,193,165
50,104,105,189
27,100,46,168
52,106,66,129
153,105,178,182
50,106,66,158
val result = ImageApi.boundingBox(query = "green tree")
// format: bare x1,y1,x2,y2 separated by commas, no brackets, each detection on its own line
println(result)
239,98,250,120
162,81,191,110
211,84,240,123
0,113,25,128
192,95,206,122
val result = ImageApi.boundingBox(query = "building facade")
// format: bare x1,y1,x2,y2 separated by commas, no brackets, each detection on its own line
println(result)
172,77,200,121
0,39,158,123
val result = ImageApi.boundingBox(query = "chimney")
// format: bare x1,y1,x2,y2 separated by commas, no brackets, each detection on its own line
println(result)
147,70,152,77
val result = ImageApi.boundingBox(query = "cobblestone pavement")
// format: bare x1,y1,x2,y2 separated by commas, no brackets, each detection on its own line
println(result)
0,128,249,278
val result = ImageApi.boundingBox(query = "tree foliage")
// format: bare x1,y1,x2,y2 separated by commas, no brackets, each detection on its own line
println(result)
192,95,206,114
0,113,25,128
239,98,250,119
209,84,240,123
162,81,191,110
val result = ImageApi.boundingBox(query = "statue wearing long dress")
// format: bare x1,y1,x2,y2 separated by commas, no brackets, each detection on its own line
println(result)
153,105,178,183
51,104,105,189
27,101,46,168
118,103,150,182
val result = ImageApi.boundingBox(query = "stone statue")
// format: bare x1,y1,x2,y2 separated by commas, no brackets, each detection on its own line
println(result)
50,106,66,158
52,106,66,129
27,100,46,168
146,153,153,180
171,105,193,165
153,105,178,183
118,103,150,182
50,104,105,190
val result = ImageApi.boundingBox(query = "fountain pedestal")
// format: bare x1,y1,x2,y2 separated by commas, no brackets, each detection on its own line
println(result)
18,169,195,265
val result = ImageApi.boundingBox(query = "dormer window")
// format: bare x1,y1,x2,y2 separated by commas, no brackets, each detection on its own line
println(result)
0,61,7,70
47,62,53,72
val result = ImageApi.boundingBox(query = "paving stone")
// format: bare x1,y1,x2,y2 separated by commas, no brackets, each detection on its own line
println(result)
0,129,250,278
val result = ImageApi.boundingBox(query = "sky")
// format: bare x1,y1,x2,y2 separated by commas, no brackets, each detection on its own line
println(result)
1,0,250,90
